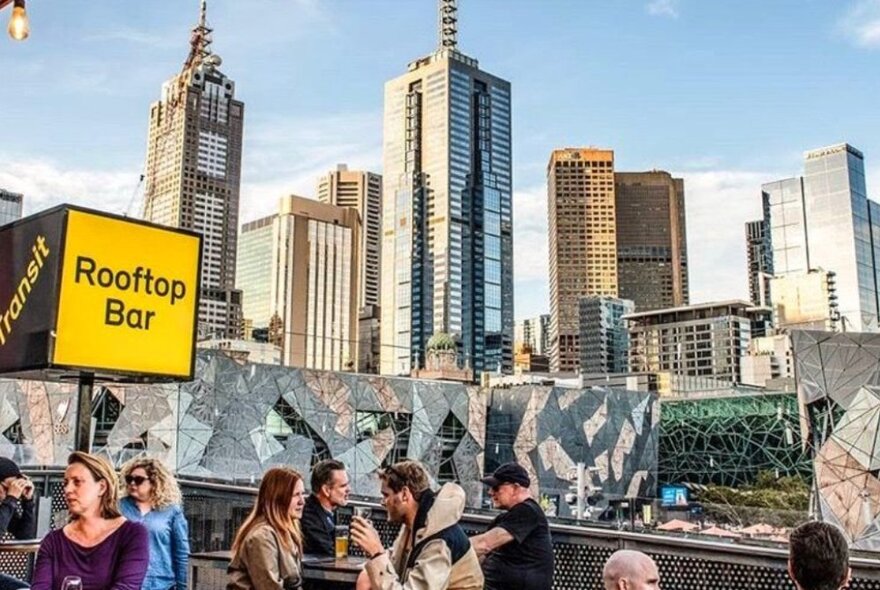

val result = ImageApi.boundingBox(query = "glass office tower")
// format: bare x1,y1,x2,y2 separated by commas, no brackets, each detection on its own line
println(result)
380,2,513,376
763,143,877,331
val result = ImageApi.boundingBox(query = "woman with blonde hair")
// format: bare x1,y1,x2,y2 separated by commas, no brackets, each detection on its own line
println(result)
119,457,191,590
227,467,306,590
31,452,149,590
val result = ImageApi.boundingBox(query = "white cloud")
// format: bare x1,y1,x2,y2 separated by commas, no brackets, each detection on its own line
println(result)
646,0,680,19
239,112,382,221
677,169,778,304
0,156,137,217
837,0,880,48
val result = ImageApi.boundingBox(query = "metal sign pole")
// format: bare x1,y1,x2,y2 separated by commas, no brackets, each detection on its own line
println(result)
74,373,94,452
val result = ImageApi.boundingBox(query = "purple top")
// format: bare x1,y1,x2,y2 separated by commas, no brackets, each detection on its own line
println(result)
30,520,149,590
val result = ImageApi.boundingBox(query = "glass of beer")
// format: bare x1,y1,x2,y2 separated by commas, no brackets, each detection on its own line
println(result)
335,525,349,559
353,506,372,521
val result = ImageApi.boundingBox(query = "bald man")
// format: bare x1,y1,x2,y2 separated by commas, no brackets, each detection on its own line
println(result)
602,550,661,590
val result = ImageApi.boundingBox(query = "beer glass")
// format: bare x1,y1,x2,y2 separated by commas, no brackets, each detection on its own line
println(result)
335,525,349,559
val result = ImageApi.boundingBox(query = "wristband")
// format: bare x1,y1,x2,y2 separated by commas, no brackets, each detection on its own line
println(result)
367,550,385,560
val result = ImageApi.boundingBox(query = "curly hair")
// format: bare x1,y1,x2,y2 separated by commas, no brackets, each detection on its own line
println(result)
120,456,182,510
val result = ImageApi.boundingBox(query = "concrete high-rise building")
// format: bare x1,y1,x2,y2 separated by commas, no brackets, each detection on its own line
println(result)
380,0,513,377
579,296,634,375
615,171,689,311
763,143,878,331
770,269,839,332
514,315,550,356
243,196,360,370
746,219,773,306
0,190,23,226
626,300,771,383
142,1,243,339
548,148,617,373
317,165,382,309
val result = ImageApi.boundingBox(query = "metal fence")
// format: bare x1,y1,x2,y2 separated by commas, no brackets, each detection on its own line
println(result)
5,473,880,590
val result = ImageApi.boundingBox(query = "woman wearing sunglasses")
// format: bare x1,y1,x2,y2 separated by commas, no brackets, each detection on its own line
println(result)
30,452,149,590
119,457,191,590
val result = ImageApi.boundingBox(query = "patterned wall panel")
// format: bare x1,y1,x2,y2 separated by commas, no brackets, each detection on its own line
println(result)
792,330,880,550
486,385,659,516
0,353,657,513
658,392,812,487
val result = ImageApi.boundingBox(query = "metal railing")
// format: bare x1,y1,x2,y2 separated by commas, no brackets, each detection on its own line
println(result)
6,472,880,590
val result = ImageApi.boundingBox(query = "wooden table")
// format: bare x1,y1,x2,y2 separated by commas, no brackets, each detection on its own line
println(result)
189,550,365,589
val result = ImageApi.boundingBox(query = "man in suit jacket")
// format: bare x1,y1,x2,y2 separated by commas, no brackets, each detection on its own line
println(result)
301,459,350,556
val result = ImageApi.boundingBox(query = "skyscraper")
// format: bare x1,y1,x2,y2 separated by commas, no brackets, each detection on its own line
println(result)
615,171,689,311
237,196,360,370
514,315,550,356
579,296,634,375
380,0,513,377
764,143,877,331
0,190,23,226
236,215,274,336
142,1,243,339
547,148,617,373
317,164,382,309
745,219,772,306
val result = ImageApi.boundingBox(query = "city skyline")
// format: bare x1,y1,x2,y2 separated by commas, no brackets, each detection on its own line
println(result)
2,0,880,321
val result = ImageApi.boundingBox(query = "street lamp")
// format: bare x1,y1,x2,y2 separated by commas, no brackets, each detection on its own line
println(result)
2,0,29,41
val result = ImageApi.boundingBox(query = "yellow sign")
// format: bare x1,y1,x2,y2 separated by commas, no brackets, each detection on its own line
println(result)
53,210,201,378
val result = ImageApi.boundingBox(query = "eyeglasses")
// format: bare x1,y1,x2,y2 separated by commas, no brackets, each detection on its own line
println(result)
125,475,149,486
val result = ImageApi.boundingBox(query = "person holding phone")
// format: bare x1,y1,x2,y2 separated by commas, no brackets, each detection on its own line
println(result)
0,457,36,590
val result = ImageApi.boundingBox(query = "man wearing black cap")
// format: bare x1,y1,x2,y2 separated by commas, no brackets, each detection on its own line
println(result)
470,462,553,590
0,457,36,590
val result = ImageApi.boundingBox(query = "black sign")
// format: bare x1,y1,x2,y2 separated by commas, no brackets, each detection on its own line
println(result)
0,209,65,374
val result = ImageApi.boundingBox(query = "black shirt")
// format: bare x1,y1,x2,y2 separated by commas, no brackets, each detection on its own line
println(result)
301,494,335,556
482,498,554,590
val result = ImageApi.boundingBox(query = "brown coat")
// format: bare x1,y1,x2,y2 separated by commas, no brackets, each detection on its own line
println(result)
227,522,302,590
365,483,483,590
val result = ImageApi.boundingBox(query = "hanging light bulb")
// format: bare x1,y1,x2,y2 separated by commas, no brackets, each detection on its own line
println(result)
8,0,29,41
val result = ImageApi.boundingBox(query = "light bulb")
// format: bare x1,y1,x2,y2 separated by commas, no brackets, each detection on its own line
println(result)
8,1,29,41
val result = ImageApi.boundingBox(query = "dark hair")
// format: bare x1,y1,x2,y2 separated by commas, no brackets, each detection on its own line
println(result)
379,460,430,501
310,459,346,493
789,521,849,590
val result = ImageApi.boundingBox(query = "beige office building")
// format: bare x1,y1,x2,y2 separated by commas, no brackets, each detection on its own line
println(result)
237,196,360,371
615,171,689,311
142,3,243,338
548,148,617,372
770,269,839,331
317,165,382,309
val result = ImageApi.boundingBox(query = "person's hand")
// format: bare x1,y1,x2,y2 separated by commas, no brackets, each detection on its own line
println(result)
350,515,384,558
20,478,34,501
6,478,27,500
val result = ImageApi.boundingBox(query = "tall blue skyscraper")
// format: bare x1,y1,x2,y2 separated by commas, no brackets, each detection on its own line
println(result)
763,143,877,331
381,0,513,376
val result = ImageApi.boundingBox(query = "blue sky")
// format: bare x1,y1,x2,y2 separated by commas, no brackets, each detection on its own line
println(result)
2,0,880,320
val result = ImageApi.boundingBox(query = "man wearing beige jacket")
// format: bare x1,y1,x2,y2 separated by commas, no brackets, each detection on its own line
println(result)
351,460,483,590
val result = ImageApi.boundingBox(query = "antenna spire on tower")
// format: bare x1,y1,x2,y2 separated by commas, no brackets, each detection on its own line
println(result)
439,0,458,50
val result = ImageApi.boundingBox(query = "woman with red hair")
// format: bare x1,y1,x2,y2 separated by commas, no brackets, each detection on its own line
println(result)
227,467,306,590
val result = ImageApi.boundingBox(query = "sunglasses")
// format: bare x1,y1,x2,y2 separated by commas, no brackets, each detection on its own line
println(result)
125,475,149,486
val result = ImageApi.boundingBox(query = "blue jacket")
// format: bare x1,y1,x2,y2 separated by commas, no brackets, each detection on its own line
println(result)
119,496,190,590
